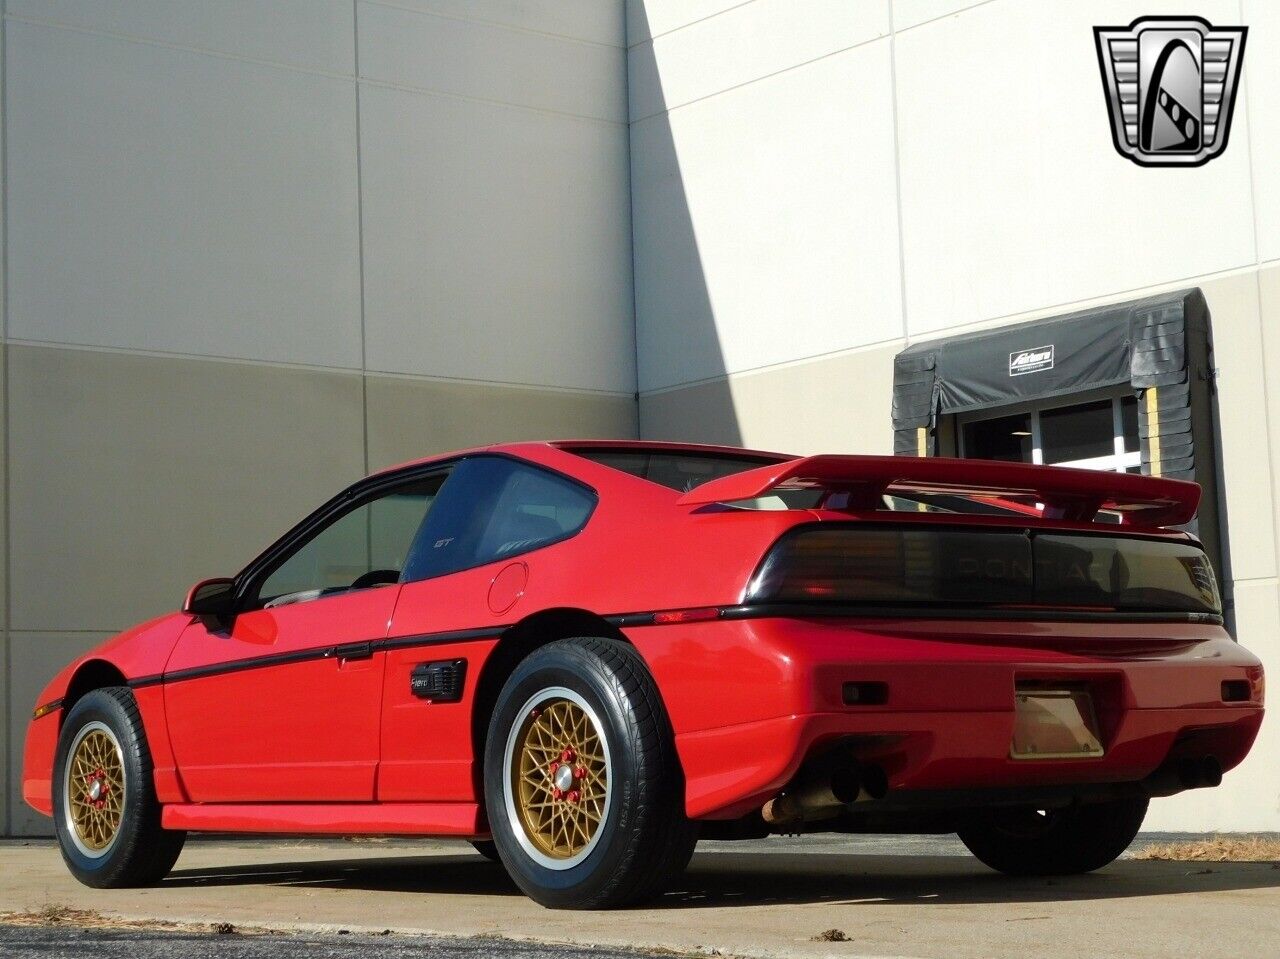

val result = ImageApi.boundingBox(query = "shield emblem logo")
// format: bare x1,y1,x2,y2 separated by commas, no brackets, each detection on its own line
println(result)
1094,16,1247,167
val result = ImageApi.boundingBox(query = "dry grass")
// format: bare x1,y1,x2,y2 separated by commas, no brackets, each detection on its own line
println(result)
1133,835,1280,862
813,928,850,942
0,904,246,934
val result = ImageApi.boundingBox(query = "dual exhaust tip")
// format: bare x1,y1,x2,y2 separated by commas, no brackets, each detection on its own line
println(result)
762,763,889,826
1143,754,1223,798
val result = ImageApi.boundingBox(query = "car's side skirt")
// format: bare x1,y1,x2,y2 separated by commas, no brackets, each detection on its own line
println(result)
161,801,485,836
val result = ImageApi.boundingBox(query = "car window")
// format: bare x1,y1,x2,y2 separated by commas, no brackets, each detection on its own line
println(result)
255,476,445,608
568,448,779,493
401,456,595,582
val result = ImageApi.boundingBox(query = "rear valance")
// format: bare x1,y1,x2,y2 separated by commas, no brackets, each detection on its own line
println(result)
675,455,1200,529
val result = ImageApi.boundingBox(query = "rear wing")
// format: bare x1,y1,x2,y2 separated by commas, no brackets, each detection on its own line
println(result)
675,455,1200,529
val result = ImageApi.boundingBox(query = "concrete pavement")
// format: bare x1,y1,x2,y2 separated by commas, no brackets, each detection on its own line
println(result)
2,836,1278,959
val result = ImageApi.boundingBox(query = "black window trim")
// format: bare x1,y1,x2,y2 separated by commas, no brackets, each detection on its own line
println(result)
230,453,597,613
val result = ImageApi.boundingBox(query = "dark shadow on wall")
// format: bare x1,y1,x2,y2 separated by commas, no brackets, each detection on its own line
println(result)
627,2,742,446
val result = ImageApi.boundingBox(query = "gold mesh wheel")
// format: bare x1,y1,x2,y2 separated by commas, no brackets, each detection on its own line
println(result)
66,724,125,855
511,696,608,861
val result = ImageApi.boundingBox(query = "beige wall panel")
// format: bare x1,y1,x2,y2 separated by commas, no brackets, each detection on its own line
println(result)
365,375,637,472
639,379,742,447
892,1,989,31
641,342,901,455
377,0,624,47
1,632,8,836
359,85,634,393
1198,272,1277,583
626,0,745,46
0,343,7,629
358,1,625,122
1257,263,1280,581
1143,578,1279,832
7,0,356,74
632,41,903,391
8,346,366,633
7,632,114,837
628,0,887,120
895,0,1255,337
1244,0,1280,262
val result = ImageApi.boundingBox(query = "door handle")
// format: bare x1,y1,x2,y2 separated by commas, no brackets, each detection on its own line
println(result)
336,641,373,662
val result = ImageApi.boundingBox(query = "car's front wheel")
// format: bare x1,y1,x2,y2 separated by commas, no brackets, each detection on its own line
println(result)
52,687,186,887
484,637,695,909
957,798,1148,875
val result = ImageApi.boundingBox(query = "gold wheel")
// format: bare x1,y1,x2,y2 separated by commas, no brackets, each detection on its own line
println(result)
66,724,125,856
511,695,608,861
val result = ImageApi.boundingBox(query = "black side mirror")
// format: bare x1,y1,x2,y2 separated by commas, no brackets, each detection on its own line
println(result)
183,577,237,618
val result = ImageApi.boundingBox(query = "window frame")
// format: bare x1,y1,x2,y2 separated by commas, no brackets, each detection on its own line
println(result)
230,453,598,613
956,387,1140,473
232,460,458,613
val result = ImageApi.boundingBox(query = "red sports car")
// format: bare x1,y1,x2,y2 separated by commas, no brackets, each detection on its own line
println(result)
23,441,1264,908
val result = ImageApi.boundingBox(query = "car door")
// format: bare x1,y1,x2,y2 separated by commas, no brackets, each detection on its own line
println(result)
376,455,597,801
164,471,446,802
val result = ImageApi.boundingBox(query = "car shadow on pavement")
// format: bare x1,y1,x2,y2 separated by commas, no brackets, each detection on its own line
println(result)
163,849,1280,908
164,854,524,897
658,852,1280,908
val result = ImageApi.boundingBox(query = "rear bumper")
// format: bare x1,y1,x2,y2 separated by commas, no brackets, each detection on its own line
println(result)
633,616,1264,819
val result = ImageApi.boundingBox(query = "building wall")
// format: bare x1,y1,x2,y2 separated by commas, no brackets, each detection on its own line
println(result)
630,0,1280,829
1,0,635,835
5,0,1276,836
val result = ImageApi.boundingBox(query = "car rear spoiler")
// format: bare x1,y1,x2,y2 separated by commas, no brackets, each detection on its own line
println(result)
675,454,1200,528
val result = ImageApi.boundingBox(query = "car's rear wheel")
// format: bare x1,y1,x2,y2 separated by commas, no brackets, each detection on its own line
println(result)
484,637,695,909
957,798,1148,875
470,839,501,862
53,687,186,887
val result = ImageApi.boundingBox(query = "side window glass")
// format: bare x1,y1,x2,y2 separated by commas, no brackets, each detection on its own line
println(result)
402,457,594,581
256,476,444,608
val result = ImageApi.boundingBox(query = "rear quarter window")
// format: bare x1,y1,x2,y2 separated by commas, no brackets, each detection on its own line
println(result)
570,449,780,494
401,456,595,581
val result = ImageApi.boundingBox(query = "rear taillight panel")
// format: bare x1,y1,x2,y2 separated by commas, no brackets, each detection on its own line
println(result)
745,524,1222,616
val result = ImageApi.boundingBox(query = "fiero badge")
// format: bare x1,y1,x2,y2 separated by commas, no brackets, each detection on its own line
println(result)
1009,345,1054,377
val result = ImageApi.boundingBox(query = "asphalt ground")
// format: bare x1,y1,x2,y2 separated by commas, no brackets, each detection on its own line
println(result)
0,925,666,959
1,834,1278,959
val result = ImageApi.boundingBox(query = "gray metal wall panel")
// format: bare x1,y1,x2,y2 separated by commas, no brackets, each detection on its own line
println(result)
6,21,363,368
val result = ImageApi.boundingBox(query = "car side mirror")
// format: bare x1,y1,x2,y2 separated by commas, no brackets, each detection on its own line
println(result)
183,577,237,617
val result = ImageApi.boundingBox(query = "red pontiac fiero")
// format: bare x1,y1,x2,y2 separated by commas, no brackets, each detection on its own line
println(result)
24,441,1264,908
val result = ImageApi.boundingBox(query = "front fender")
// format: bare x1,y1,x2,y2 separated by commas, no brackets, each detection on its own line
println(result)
22,612,190,816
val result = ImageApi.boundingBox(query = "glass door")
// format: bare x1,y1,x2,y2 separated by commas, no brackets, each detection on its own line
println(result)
958,390,1140,474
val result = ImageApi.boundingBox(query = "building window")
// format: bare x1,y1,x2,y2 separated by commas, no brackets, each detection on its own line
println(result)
958,390,1140,473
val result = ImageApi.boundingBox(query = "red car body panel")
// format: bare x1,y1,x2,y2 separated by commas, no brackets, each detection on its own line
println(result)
22,441,1265,834
634,617,1261,818
163,587,398,802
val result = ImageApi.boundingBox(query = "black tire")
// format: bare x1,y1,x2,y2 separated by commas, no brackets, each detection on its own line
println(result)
52,687,186,888
484,637,695,909
470,839,501,862
958,798,1148,876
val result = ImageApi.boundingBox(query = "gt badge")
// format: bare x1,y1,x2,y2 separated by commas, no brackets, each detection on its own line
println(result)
1094,16,1247,167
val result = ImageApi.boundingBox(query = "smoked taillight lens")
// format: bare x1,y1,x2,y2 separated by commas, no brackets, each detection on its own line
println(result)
745,527,1032,605
744,525,1222,615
